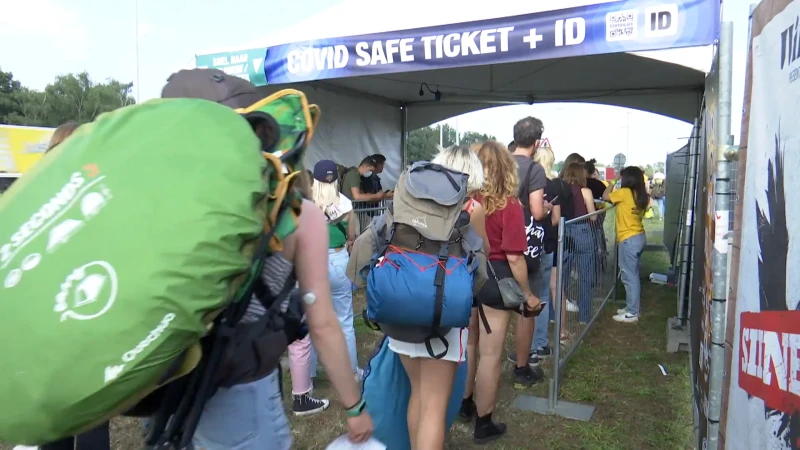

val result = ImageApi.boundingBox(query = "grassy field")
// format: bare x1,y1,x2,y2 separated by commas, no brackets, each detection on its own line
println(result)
2,219,693,450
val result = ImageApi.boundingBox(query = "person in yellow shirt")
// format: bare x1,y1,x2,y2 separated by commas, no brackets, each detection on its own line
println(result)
602,166,649,323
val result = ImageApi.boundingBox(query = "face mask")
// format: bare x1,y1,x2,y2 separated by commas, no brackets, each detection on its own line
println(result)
363,171,373,178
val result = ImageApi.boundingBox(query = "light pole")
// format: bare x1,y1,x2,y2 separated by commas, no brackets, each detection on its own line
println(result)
135,0,140,103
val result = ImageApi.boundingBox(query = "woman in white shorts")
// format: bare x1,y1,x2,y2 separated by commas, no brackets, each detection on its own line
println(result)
387,145,487,450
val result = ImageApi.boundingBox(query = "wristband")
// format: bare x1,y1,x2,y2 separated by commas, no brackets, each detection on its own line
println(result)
345,398,367,417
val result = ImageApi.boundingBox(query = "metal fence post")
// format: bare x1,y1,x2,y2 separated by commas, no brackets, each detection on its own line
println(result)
551,216,566,410
706,21,734,450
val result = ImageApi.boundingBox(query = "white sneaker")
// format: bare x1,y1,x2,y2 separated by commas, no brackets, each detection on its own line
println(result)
613,313,639,323
566,300,579,312
13,446,38,450
617,308,627,315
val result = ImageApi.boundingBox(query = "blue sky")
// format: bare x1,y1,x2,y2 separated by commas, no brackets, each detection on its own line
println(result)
0,0,751,167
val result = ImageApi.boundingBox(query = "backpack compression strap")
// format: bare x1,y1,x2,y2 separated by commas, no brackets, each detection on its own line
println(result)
424,241,451,360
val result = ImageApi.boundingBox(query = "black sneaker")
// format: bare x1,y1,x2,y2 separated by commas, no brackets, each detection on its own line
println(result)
292,392,330,416
507,351,541,367
473,420,507,444
536,346,553,359
458,396,476,422
513,365,545,389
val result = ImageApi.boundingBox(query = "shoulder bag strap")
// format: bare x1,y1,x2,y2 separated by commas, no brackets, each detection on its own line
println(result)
519,162,535,210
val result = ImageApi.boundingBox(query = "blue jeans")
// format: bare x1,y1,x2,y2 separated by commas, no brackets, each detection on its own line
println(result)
311,248,358,376
532,252,553,351
655,198,665,218
561,223,598,324
193,370,292,450
619,233,646,316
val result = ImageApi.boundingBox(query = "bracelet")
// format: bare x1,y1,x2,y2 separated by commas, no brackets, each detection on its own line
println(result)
344,398,366,417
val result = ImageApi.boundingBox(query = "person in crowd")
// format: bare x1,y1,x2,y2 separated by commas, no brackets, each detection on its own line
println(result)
341,156,387,202
46,121,80,152
468,141,542,443
389,145,485,450
561,163,598,326
554,153,587,319
308,159,362,383
161,68,373,450
651,174,666,220
360,153,386,194
603,166,649,323
559,153,586,177
584,159,608,201
544,147,575,343
507,141,517,152
527,145,562,358
505,118,548,376
286,335,330,416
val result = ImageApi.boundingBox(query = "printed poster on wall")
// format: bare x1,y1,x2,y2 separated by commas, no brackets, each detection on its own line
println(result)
724,0,800,449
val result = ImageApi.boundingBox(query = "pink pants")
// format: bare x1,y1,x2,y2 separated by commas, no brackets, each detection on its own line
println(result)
287,335,313,395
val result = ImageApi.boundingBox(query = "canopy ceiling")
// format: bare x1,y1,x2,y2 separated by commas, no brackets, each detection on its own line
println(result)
189,0,719,184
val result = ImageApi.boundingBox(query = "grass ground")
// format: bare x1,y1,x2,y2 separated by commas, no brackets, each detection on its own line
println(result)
2,219,692,450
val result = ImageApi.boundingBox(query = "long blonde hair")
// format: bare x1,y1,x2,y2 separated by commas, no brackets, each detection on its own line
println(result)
47,121,80,152
312,179,340,211
473,140,519,215
533,146,556,179
432,145,484,194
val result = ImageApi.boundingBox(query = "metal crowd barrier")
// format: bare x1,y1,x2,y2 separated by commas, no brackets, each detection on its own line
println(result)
514,205,618,421
351,200,393,235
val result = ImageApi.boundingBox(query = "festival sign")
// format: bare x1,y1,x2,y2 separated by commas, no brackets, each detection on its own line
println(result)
0,125,54,174
195,48,268,85
723,0,800,449
195,0,720,86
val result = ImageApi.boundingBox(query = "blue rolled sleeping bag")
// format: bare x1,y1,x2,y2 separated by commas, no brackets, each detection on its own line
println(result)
361,337,467,450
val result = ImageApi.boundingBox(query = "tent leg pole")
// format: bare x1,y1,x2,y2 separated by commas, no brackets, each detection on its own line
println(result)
400,104,408,167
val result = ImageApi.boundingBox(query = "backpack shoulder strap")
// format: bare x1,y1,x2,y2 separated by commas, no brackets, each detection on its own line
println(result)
518,162,536,209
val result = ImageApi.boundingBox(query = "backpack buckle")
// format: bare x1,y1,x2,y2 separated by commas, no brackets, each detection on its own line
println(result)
438,243,450,261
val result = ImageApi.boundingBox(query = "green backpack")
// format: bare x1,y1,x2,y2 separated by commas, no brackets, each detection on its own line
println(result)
0,91,320,446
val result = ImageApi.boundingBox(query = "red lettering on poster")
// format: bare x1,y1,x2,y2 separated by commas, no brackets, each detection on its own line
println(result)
739,311,800,415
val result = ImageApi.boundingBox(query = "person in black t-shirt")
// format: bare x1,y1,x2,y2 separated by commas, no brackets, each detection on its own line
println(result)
507,117,548,388
584,159,608,201
359,154,386,195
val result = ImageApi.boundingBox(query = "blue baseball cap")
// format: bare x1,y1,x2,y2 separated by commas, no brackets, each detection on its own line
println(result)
313,160,338,183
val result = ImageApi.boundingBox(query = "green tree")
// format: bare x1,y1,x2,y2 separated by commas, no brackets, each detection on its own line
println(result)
641,164,655,178
406,125,496,163
459,131,495,146
406,126,440,163
554,160,565,173
0,69,135,127
0,69,24,123
653,161,666,174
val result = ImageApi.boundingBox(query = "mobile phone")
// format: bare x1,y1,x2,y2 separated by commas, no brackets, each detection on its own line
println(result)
548,195,559,203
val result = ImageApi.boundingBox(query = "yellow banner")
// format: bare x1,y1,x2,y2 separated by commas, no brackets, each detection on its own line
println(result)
0,125,54,174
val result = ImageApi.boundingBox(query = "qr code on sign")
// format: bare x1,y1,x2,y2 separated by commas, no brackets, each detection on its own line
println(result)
606,10,637,42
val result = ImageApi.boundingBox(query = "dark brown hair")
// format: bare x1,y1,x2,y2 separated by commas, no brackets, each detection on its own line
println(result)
47,121,80,152
562,162,587,187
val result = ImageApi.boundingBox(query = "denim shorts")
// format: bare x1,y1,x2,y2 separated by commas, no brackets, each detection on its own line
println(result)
193,370,292,450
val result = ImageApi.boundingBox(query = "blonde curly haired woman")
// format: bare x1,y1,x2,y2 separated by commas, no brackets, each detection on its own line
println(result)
463,141,542,444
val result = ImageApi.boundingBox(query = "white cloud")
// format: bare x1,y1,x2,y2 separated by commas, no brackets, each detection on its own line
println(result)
0,0,89,62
